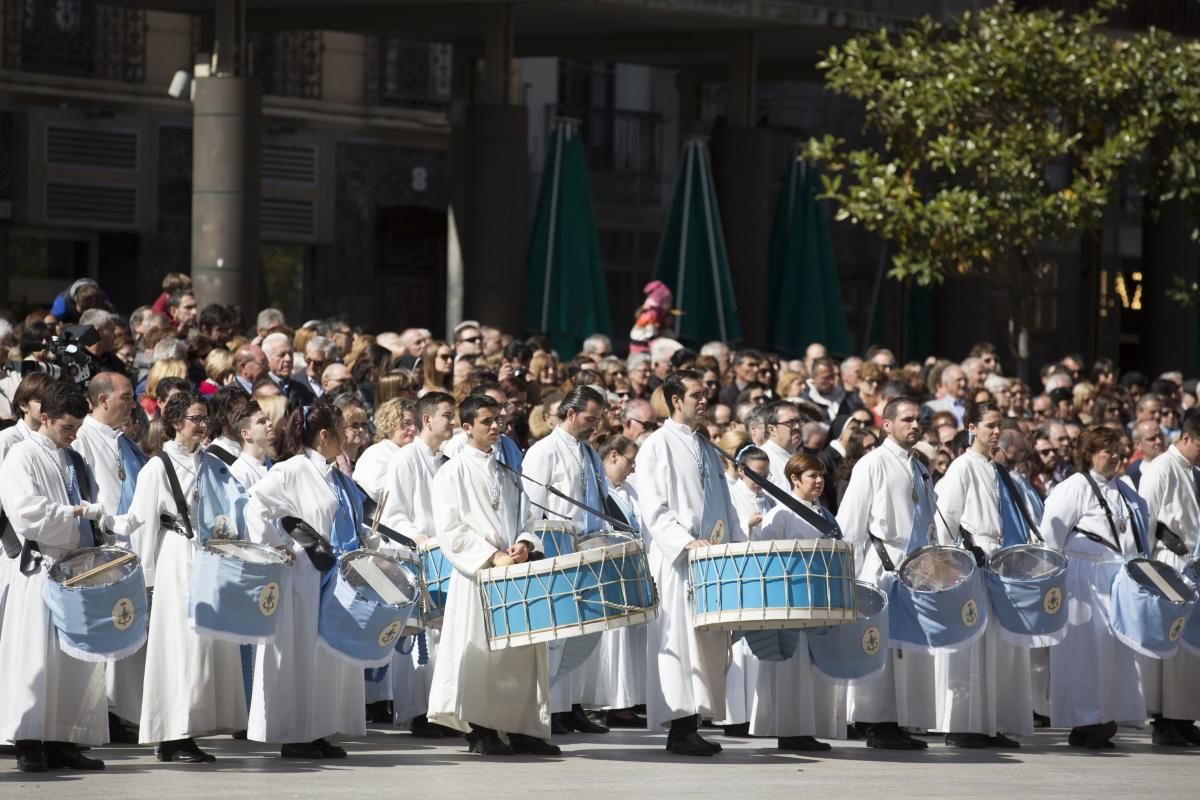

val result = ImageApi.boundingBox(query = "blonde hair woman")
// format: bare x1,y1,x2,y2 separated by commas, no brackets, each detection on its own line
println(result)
141,358,188,417
716,429,752,484
201,348,235,396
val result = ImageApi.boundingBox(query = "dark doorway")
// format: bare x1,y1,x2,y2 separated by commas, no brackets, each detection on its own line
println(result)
375,206,447,334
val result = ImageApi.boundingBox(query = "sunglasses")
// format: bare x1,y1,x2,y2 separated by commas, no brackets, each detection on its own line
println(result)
458,335,483,344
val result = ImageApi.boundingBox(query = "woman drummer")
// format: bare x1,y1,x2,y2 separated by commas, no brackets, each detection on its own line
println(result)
1039,426,1148,749
243,402,366,759
129,391,247,763
932,401,1031,748
752,452,846,751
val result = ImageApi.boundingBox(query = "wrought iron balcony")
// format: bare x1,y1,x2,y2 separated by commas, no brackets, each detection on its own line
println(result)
365,36,452,111
547,104,663,208
1,0,146,83
249,30,323,100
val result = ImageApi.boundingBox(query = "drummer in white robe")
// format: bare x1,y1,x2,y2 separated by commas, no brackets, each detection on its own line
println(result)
243,403,366,759
374,391,456,738
580,433,647,726
1136,412,1200,747
427,394,559,756
836,397,935,750
523,385,612,736
717,446,773,736
0,382,113,772
127,392,247,762
1039,426,1147,749
636,370,736,757
933,403,1032,748
71,372,147,740
754,452,847,751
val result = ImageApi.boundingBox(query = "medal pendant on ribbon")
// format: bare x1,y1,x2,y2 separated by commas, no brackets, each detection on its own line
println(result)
911,490,918,503
118,463,126,481
1119,520,1126,533
709,519,725,545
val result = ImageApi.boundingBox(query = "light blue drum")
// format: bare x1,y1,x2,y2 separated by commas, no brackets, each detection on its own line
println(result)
1108,557,1197,659
534,521,578,558
385,545,424,636
887,545,988,653
688,539,857,631
478,537,657,650
739,629,802,662
1181,560,1200,657
319,550,420,667
44,546,148,663
189,540,290,644
420,543,452,628
984,544,1069,647
808,582,889,680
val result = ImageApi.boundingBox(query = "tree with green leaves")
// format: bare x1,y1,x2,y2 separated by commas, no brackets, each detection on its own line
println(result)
807,0,1200,374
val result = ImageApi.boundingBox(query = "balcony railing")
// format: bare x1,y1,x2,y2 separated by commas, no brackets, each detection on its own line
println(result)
1,0,146,83
366,37,452,111
547,104,663,208
249,30,323,100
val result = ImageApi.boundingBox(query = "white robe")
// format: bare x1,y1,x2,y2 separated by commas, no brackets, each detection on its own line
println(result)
836,438,937,729
72,415,146,725
1039,471,1146,727
378,437,445,722
760,439,792,490
523,426,608,712
244,448,365,743
933,450,1033,737
0,434,108,745
716,481,772,726
750,499,847,739
128,441,247,742
229,452,270,491
0,420,34,646
635,419,729,729
1136,446,1200,720
353,438,403,503
427,444,550,737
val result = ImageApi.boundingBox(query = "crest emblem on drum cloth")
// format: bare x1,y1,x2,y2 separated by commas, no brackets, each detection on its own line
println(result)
862,626,881,656
112,597,135,631
961,599,979,627
378,620,402,648
258,582,280,616
1043,587,1063,615
1169,616,1186,642
709,520,725,545
212,514,234,539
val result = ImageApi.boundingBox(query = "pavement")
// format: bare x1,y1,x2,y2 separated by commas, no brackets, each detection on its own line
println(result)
1,725,1196,799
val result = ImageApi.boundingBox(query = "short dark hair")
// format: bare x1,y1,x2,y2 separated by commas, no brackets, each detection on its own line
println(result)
459,394,499,426
161,391,204,437
1073,426,1124,473
41,381,89,421
663,369,702,414
416,391,456,431
963,400,1001,428
155,376,191,403
13,372,55,416
1182,408,1200,441
559,385,605,417
882,396,919,421
167,289,195,310
209,384,252,438
762,399,796,427
596,433,636,461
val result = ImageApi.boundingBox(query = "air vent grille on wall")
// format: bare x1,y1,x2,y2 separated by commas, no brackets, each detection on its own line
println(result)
261,196,316,241
45,181,137,226
262,143,318,185
46,125,139,171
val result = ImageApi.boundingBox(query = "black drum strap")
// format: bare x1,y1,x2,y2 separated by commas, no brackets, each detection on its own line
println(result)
158,452,194,540
868,533,896,573
1078,472,1123,554
0,510,18,559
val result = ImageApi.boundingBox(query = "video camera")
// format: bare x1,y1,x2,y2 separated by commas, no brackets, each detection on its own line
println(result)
21,324,101,386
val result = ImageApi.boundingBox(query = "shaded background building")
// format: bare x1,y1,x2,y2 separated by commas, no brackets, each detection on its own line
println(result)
1,0,1198,377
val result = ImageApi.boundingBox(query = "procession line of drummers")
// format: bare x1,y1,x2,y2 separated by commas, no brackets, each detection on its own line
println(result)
1,374,1199,773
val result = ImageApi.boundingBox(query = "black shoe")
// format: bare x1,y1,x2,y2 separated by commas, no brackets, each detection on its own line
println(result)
985,733,1021,749
434,723,465,738
281,741,325,759
1175,721,1200,746
1068,722,1117,750
508,734,562,756
410,715,445,738
866,724,913,750
844,724,862,740
666,731,715,757
722,722,752,738
467,731,514,756
108,713,140,744
778,735,832,752
565,705,608,734
365,701,393,724
551,713,571,735
904,730,929,750
1033,712,1051,729
945,732,990,749
700,733,722,753
45,742,104,770
605,710,646,729
1153,721,1191,748
231,730,247,740
158,739,217,763
15,741,47,773
313,738,347,758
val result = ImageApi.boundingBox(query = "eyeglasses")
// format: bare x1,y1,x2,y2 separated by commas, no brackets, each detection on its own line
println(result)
630,418,658,431
183,415,209,424
347,422,371,431
616,391,631,399
458,335,482,345
774,418,803,428
1036,448,1055,456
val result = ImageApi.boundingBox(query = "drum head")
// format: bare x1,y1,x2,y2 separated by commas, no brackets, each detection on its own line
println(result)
1127,558,1193,604
578,533,635,551
898,547,973,592
990,545,1067,581
855,582,887,619
48,546,138,588
342,552,416,607
206,540,289,565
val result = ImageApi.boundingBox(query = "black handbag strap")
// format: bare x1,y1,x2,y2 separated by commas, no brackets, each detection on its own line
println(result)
209,444,238,467
158,452,194,540
1079,472,1124,555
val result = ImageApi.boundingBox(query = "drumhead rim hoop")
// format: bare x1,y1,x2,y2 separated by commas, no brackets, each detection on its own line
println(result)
988,544,1068,582
340,550,419,606
46,545,139,584
201,539,290,564
896,544,976,593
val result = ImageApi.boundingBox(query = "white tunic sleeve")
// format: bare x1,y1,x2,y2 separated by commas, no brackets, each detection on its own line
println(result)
0,446,80,547
125,458,174,585
245,467,297,551
635,433,698,564
1039,476,1085,552
836,454,885,571
380,447,426,539
934,459,969,545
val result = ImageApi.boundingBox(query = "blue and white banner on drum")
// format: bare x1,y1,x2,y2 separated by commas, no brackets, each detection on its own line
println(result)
43,547,148,663
983,544,1069,648
1108,558,1197,659
885,546,988,654
808,582,889,681
189,540,291,645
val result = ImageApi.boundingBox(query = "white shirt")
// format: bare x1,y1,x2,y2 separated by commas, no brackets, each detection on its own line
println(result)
0,432,88,555
1040,471,1144,561
380,437,443,541
353,438,403,501
1139,445,1199,562
523,426,605,534
934,449,1004,553
760,439,792,491
729,480,773,542
72,415,129,515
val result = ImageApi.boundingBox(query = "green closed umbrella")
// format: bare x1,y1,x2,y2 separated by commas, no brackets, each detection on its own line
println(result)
767,158,852,357
653,138,741,345
524,118,613,358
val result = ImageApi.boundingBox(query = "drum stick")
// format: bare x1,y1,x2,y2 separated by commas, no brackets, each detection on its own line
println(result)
63,552,137,588
368,491,388,544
